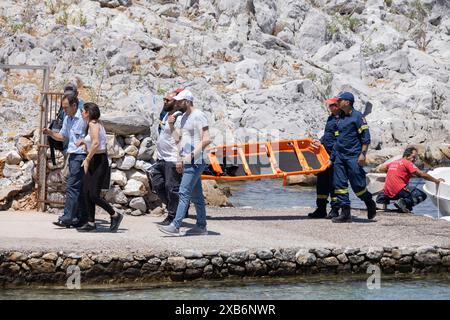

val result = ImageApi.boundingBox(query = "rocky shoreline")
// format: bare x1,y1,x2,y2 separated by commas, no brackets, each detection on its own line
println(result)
1,245,450,286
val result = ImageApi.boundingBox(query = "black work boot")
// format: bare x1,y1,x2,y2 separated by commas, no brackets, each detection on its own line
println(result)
365,199,377,220
332,206,352,223
326,207,340,219
308,203,327,219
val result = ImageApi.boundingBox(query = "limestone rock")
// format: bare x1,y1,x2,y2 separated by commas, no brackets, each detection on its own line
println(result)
6,151,22,165
102,116,151,136
106,135,125,159
124,145,139,157
105,185,129,204
123,179,147,196
296,249,317,266
129,197,147,213
116,156,136,170
111,169,127,187
137,137,155,161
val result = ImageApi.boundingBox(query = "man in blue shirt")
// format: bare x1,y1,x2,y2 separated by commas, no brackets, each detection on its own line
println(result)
330,92,377,223
308,97,340,219
43,94,88,228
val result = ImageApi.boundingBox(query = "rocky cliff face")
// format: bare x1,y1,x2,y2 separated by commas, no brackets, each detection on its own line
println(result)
0,0,449,162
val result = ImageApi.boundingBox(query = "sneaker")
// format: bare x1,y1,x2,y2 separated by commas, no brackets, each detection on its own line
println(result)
394,199,411,213
156,217,173,226
52,220,71,228
158,223,180,236
76,223,97,232
184,226,208,236
110,213,124,232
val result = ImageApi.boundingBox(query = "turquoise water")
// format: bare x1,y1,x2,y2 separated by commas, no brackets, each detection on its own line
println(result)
1,276,450,300
224,178,439,217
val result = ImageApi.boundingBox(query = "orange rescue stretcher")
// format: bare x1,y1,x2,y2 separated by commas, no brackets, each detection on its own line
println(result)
201,138,330,185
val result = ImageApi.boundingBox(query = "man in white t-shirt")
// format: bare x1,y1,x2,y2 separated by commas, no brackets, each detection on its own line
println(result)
158,89,212,236
151,90,184,226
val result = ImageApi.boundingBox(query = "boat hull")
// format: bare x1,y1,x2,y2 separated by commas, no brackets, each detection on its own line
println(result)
422,167,450,217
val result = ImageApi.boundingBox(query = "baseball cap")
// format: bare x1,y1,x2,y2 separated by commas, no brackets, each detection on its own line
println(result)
337,91,354,103
173,89,194,102
174,88,184,94
325,97,338,104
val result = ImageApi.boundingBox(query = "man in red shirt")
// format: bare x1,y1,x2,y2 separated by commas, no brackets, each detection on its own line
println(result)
377,147,445,212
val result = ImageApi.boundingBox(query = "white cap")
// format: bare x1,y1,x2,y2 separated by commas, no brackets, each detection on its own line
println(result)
173,89,194,102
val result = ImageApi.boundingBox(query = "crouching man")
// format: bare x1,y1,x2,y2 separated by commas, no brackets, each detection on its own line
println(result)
376,146,445,213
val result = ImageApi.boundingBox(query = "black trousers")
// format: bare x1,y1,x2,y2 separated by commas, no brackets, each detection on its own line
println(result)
376,187,427,210
316,165,337,208
150,159,183,220
83,153,115,222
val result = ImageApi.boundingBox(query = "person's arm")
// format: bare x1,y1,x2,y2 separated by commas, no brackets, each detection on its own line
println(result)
357,115,370,166
43,116,68,141
168,115,181,143
413,170,445,184
86,123,100,160
81,123,99,173
378,164,388,173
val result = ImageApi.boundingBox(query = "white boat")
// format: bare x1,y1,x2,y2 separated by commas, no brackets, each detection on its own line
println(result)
422,167,450,217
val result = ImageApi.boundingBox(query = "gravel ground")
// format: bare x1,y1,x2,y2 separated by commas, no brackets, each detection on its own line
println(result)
1,207,450,253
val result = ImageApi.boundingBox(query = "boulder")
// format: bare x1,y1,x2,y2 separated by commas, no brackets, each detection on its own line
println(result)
137,137,156,161
102,116,151,136
286,174,317,186
111,169,128,187
106,134,125,159
234,59,265,90
105,185,129,204
126,169,149,190
6,151,21,165
129,197,147,212
116,156,136,170
124,145,139,157
123,179,147,196
3,164,22,179
202,180,232,207
124,136,140,147
15,137,33,160
253,0,277,34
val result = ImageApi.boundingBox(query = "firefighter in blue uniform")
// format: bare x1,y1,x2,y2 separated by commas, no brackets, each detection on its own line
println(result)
330,92,377,223
308,97,340,219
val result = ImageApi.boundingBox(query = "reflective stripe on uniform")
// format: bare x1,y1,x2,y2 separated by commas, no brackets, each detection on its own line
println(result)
317,194,328,199
331,197,337,202
355,188,367,197
335,188,348,194
334,131,339,137
358,125,369,134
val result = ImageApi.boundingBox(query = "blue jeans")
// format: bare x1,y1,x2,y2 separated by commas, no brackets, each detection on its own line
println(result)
173,163,207,229
60,153,87,224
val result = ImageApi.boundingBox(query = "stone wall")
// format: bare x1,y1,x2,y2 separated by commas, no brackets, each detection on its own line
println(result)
1,246,450,285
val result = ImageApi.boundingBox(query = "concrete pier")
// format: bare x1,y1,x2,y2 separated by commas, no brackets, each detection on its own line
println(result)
1,207,450,285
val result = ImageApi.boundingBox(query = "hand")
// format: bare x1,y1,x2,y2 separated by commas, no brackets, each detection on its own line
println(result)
312,139,321,148
75,139,85,147
168,115,176,125
81,158,90,174
42,128,51,135
326,160,332,168
176,161,183,174
436,178,445,185
358,153,366,166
